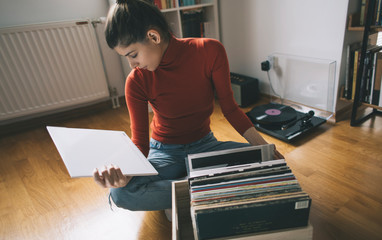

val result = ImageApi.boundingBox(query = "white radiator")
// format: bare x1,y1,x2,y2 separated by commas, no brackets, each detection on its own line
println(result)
0,20,110,122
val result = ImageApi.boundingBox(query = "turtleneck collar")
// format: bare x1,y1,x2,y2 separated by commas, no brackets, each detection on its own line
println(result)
158,35,181,68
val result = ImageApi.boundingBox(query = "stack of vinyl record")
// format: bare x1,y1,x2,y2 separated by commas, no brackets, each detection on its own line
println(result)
187,146,311,240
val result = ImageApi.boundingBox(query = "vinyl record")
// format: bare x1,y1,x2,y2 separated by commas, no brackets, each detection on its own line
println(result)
248,103,297,125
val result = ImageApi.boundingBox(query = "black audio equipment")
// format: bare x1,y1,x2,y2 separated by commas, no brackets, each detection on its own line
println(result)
230,72,259,107
246,103,326,142
281,110,314,130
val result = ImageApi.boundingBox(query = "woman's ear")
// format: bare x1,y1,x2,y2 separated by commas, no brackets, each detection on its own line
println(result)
147,30,161,44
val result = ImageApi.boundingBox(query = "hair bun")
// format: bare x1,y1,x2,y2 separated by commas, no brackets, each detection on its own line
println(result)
116,0,129,5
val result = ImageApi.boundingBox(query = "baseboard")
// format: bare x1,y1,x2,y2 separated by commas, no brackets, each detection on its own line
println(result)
333,103,353,122
0,98,125,138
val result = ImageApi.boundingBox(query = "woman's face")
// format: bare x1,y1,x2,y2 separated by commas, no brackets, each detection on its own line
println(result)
115,30,167,72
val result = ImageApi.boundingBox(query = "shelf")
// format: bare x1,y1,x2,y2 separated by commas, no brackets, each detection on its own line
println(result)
161,3,214,13
340,86,382,111
361,102,382,110
348,26,382,32
348,0,382,126
179,2,214,10
347,13,382,32
159,2,215,12
161,7,177,13
160,0,219,40
340,97,382,111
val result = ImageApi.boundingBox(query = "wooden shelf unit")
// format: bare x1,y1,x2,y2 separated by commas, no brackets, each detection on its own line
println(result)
340,87,382,111
158,0,220,40
348,0,382,126
347,13,382,31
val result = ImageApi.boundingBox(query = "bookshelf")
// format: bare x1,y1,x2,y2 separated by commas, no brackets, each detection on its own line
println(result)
345,0,382,126
151,0,220,40
347,13,382,31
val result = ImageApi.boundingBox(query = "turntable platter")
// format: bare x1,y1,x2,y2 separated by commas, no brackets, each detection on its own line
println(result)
248,103,297,125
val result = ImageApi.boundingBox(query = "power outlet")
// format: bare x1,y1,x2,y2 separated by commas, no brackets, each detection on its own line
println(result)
267,56,274,69
261,61,270,71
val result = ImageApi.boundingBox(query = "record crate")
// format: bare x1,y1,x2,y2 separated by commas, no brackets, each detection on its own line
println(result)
172,144,314,240
172,180,313,240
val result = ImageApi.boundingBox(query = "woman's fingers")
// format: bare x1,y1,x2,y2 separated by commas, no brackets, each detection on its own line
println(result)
101,166,112,187
93,165,130,188
93,168,106,188
114,166,131,187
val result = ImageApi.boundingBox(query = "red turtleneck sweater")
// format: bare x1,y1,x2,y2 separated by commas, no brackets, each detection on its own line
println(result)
125,36,253,157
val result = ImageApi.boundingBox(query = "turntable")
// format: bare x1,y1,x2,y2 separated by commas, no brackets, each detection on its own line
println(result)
246,53,336,142
246,103,326,142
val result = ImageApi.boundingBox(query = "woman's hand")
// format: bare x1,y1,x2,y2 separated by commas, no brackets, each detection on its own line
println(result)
274,149,285,160
93,165,131,188
243,127,285,160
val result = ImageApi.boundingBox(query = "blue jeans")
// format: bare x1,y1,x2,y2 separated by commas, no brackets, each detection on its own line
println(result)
110,132,250,211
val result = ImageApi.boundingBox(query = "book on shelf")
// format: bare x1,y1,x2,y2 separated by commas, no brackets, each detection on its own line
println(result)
360,46,382,103
181,8,206,38
359,0,382,27
344,42,361,99
345,45,350,99
379,82,382,106
151,0,176,9
344,41,382,106
179,0,202,7
352,48,361,100
360,0,367,26
371,52,382,105
376,0,382,25
186,145,312,240
153,0,162,9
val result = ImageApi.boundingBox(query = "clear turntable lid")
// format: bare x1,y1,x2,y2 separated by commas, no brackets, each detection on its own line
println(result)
267,53,336,120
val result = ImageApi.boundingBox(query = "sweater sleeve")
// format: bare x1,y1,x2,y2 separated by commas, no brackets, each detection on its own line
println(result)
207,40,253,135
125,71,150,157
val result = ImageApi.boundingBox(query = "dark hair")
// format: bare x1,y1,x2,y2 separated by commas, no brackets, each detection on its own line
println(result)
105,0,171,49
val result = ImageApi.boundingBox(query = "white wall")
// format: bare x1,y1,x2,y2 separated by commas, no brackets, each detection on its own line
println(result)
219,0,350,113
1,0,358,111
0,0,108,28
0,0,126,97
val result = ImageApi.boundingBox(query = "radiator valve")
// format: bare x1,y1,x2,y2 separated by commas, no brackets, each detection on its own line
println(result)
110,87,120,109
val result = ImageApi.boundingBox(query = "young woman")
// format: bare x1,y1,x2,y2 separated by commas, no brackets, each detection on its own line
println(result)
93,0,282,212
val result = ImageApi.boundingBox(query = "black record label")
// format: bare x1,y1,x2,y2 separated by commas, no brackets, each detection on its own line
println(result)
248,103,297,125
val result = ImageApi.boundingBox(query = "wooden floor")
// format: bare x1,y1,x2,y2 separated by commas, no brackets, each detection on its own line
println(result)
0,101,381,240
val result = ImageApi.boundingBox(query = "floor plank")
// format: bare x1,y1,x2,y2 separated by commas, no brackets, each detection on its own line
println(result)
0,101,381,240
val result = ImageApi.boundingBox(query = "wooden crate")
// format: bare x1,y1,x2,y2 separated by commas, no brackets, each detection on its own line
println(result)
172,180,313,240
